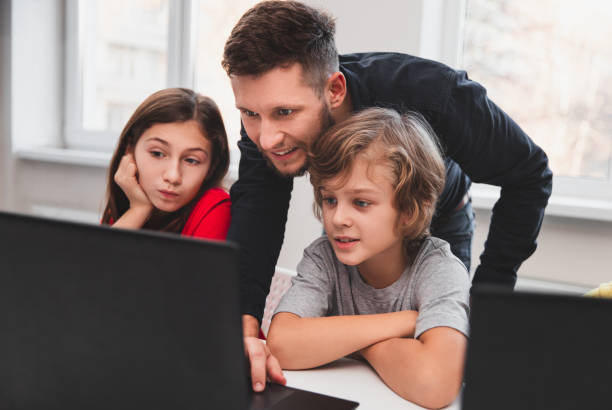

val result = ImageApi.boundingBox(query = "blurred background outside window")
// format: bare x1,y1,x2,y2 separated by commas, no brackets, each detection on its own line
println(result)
462,0,612,184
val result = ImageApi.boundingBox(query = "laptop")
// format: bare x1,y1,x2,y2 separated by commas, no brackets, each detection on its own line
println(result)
0,211,358,410
462,286,612,410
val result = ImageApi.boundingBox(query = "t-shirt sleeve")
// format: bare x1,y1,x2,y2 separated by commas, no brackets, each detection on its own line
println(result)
413,251,470,339
274,239,333,318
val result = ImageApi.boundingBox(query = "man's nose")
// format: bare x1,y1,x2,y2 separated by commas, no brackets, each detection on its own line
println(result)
259,119,284,151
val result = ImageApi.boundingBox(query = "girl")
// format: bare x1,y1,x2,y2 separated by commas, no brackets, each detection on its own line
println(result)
267,107,470,409
101,88,231,240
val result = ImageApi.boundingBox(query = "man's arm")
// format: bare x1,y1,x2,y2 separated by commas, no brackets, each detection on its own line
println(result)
227,128,293,322
267,310,418,369
440,70,553,288
361,327,467,409
227,127,293,391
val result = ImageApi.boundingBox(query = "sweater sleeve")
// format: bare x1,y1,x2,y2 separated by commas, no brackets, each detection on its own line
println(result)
226,127,293,322
440,70,553,289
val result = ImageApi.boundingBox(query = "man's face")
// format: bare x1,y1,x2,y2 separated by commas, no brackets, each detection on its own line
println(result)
231,63,333,177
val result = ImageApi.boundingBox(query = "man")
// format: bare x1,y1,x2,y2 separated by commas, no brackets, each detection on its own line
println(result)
222,1,552,391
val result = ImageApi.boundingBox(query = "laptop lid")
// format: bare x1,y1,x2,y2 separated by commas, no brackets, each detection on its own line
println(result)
462,287,612,410
0,211,248,409
0,211,359,410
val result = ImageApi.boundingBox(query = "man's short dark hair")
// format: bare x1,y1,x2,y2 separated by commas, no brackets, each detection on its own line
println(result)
222,1,339,93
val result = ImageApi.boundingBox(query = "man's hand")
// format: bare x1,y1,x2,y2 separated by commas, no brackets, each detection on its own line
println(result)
244,336,286,391
242,314,286,392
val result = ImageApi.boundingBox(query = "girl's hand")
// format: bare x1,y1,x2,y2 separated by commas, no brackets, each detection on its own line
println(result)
114,153,153,213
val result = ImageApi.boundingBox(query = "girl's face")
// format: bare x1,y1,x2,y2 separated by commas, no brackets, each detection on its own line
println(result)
320,153,407,284
133,120,211,213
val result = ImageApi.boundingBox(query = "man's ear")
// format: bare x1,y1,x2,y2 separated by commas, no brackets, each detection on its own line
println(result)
326,71,347,109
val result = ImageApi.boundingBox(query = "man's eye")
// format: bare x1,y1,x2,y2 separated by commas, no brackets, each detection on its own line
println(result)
242,110,258,118
278,108,294,116
354,200,370,208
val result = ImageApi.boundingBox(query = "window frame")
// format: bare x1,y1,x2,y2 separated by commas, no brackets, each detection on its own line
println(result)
63,0,197,152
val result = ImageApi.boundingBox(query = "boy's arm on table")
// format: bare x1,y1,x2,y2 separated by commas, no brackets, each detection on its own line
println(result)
361,326,467,409
267,310,418,370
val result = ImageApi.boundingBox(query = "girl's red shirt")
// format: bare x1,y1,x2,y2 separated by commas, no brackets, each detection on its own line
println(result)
105,187,231,241
181,187,231,240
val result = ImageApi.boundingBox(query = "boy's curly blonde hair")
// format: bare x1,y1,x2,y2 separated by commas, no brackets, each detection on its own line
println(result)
309,107,446,257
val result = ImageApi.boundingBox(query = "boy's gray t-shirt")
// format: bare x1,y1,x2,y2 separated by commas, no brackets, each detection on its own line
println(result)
274,236,470,338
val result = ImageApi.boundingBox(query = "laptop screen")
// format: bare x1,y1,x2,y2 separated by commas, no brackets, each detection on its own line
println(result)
0,211,248,409
463,287,612,410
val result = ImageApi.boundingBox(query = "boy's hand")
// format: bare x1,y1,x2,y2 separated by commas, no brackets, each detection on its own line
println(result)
114,153,153,213
244,336,286,392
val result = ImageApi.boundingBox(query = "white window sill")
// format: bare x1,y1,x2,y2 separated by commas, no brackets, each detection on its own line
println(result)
471,184,612,222
16,147,112,167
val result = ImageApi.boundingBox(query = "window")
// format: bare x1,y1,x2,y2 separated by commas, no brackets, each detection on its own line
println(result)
460,0,612,212
193,0,258,147
64,0,256,153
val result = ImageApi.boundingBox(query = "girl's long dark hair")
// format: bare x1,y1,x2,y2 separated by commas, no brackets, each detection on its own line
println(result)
101,88,229,233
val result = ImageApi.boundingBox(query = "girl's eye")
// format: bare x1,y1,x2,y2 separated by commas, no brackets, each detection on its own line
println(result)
322,197,337,206
150,150,164,158
184,158,201,165
354,200,370,208
278,108,294,116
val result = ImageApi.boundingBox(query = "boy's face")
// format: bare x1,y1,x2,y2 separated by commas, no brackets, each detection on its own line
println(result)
320,154,407,280
231,63,334,177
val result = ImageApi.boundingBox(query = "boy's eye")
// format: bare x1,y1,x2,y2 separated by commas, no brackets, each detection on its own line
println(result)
354,199,370,208
277,108,294,116
322,197,337,206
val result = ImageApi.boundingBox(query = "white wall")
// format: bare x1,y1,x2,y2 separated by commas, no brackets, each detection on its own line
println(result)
473,211,612,288
2,0,612,288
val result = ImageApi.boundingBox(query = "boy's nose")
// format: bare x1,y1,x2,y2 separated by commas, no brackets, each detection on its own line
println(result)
332,203,352,227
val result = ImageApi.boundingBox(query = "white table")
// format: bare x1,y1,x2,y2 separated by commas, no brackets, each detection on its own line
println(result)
283,357,461,410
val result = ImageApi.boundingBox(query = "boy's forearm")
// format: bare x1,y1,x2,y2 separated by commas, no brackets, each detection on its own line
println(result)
360,328,466,409
267,311,417,370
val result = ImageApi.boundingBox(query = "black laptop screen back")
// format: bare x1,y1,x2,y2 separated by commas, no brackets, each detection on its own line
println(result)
0,211,248,410
463,288,612,410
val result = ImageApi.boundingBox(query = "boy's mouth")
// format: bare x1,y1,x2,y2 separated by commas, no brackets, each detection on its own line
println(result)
334,237,359,250
335,237,358,243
